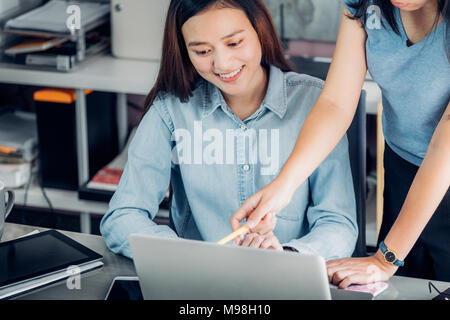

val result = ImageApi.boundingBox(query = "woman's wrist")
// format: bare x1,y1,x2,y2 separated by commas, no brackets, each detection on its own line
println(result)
374,249,399,273
271,175,297,204
276,168,303,197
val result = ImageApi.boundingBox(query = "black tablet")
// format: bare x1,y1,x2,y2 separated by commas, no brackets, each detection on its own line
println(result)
0,230,103,288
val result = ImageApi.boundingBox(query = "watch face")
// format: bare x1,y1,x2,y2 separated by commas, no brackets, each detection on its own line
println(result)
385,251,396,263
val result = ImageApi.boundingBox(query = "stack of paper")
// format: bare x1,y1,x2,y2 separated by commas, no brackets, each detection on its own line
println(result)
5,37,70,55
5,0,110,34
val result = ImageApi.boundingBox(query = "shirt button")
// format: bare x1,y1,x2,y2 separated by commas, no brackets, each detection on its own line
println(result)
243,164,250,171
241,125,247,131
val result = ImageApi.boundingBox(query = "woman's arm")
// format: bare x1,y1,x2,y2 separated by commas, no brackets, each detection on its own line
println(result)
100,100,179,258
327,102,450,288
239,132,359,260
281,132,359,260
383,102,450,260
231,8,368,232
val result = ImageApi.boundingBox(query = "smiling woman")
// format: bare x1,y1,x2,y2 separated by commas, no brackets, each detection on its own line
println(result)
181,7,266,119
144,0,291,114
100,0,359,261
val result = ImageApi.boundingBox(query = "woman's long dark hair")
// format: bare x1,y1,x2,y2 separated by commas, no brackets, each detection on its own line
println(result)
347,0,449,60
143,0,292,113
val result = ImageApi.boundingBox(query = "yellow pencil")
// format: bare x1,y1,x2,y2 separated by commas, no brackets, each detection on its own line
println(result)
216,225,250,245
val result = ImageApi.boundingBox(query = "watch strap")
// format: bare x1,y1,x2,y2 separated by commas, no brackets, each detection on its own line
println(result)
379,241,404,267
393,259,405,267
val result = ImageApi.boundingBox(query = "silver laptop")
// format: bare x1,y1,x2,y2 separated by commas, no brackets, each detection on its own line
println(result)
129,234,373,300
111,0,170,61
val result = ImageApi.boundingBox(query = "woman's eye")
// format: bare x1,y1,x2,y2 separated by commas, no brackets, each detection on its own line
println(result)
228,40,243,47
195,49,210,56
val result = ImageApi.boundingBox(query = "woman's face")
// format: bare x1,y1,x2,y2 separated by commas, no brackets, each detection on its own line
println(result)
181,6,264,98
390,0,435,11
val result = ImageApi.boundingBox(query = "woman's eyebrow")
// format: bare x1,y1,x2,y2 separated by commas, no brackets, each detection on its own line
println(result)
187,29,245,47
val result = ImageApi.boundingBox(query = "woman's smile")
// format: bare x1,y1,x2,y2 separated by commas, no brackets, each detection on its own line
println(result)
215,65,245,83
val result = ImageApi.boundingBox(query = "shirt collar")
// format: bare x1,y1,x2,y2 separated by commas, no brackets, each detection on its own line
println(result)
202,65,287,120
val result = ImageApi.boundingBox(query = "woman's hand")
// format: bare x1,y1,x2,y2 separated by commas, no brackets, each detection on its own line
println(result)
232,211,278,245
238,231,283,251
326,251,398,289
230,178,295,236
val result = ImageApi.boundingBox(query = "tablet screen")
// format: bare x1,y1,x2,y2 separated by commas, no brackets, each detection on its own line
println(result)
0,230,102,288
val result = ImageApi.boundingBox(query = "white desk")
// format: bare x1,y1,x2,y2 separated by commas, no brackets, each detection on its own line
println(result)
0,53,162,232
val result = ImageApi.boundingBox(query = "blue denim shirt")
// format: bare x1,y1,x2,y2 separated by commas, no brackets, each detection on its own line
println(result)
100,65,358,260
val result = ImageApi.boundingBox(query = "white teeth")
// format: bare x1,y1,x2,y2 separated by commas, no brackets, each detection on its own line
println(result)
219,66,243,79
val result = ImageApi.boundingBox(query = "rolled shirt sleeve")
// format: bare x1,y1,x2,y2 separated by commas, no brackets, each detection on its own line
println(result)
342,0,358,16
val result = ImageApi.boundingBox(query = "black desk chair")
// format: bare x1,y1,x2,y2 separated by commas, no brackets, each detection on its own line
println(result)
347,90,367,257
289,57,368,257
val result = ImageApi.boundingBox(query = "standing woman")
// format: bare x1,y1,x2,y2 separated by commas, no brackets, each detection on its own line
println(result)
231,0,450,286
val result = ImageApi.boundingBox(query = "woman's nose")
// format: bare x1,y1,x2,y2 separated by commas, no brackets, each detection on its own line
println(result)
213,49,233,73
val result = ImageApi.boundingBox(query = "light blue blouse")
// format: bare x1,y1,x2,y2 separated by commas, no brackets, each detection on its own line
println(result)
100,65,358,260
344,0,450,166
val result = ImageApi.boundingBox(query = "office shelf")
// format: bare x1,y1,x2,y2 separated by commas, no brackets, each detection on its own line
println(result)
0,53,160,95
12,180,169,218
78,181,171,210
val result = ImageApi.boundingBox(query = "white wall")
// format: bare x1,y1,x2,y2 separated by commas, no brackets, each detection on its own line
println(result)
264,0,342,42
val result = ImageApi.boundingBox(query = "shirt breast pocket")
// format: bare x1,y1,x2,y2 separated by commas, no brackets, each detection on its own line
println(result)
276,200,308,222
275,183,309,221
276,209,302,221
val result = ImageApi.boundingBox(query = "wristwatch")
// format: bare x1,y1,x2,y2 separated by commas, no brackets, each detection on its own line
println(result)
379,241,404,267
